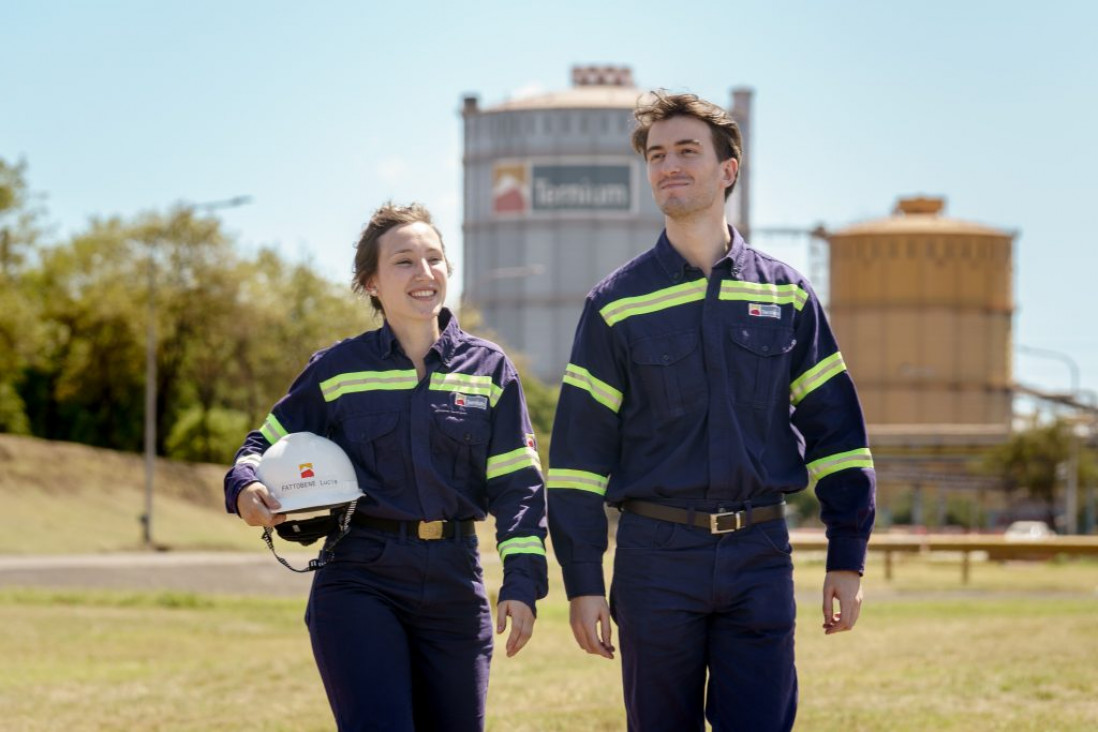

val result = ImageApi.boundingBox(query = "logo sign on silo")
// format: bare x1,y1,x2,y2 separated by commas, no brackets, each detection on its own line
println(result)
493,162,631,215
532,165,630,211
493,163,529,214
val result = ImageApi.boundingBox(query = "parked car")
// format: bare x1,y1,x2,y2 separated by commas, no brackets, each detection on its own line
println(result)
1003,520,1053,540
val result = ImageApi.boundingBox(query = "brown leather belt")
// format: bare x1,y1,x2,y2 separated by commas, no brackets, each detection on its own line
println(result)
351,514,475,540
620,500,787,535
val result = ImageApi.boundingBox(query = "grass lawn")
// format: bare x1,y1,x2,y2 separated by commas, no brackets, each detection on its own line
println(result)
2,555,1096,731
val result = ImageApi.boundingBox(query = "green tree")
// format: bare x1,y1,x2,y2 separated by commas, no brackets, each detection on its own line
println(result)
981,417,1098,527
30,217,147,448
215,248,368,438
0,158,45,433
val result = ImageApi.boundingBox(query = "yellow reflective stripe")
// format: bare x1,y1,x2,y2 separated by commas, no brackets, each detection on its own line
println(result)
429,372,504,407
719,281,808,311
320,370,418,401
599,279,707,326
498,535,547,560
790,352,847,406
487,446,542,480
547,468,609,496
562,364,623,414
807,448,874,482
259,414,287,444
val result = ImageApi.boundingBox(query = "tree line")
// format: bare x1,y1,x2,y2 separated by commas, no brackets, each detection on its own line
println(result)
0,157,557,466
2,156,1089,528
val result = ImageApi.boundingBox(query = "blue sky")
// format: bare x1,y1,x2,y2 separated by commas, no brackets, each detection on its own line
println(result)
4,1,1096,402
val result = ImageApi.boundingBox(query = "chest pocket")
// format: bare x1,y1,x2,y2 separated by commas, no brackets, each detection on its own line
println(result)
630,329,708,420
334,411,404,488
432,410,491,485
728,325,797,407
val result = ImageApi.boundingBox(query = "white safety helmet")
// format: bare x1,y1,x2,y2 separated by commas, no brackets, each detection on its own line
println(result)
256,432,364,513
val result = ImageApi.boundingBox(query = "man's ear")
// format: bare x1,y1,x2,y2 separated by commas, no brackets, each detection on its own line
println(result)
722,157,739,189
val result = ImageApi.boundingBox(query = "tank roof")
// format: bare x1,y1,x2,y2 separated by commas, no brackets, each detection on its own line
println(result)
828,196,1013,238
482,85,648,112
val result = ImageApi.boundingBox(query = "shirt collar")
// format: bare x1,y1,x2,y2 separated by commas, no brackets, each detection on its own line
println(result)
377,308,461,366
430,308,462,366
654,225,747,281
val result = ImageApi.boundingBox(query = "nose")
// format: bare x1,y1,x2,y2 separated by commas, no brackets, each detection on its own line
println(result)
657,154,681,176
414,258,434,279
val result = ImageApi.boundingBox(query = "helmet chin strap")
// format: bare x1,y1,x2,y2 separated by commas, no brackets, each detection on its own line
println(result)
262,498,359,573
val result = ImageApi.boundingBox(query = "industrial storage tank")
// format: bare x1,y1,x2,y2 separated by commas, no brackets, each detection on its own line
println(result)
461,65,752,382
825,196,1015,428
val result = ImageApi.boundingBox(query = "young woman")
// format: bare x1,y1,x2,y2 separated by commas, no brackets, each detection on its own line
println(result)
225,202,548,731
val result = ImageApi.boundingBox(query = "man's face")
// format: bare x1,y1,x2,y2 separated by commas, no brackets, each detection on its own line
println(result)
644,115,737,220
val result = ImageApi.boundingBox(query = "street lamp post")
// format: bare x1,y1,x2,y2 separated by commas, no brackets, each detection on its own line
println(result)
141,195,252,548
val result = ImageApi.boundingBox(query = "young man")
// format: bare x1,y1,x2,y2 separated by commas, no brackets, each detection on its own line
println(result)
547,91,876,731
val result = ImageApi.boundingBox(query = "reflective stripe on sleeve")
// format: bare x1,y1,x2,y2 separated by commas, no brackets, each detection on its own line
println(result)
599,279,707,326
487,446,542,480
719,281,808,311
807,447,874,482
498,535,547,560
319,370,418,402
790,352,847,406
429,372,504,407
562,364,623,413
547,468,609,496
259,414,288,444
235,453,262,467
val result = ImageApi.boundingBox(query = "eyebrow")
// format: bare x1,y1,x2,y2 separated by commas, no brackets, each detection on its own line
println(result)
646,138,703,154
388,246,442,256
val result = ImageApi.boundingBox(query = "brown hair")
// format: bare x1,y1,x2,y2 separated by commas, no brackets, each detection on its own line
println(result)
631,90,743,200
351,202,452,314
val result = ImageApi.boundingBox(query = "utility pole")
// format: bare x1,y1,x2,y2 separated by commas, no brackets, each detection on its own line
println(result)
141,195,252,548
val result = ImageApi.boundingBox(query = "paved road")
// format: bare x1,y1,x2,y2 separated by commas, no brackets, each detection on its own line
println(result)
0,552,318,597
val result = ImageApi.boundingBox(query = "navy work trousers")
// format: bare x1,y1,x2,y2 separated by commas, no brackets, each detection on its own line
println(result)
305,524,493,732
610,508,797,732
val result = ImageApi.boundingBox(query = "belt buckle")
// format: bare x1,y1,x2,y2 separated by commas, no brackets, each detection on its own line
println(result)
417,520,445,540
709,510,745,535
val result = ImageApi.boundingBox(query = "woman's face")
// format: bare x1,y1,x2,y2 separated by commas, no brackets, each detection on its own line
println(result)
367,221,448,326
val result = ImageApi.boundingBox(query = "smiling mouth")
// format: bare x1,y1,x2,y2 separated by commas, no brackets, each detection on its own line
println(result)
409,289,437,299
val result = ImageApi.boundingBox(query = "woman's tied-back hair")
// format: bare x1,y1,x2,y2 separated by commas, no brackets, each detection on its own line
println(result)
352,201,453,314
631,90,743,200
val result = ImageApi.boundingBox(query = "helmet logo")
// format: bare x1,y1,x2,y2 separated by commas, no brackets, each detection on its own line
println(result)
299,463,315,479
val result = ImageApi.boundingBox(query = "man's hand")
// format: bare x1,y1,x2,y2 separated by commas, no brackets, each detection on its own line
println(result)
822,570,863,634
569,595,615,659
236,482,286,528
496,600,535,657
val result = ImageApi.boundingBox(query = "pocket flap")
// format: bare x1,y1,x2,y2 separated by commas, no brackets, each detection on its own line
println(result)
630,330,700,366
729,326,796,357
344,411,400,442
434,412,491,445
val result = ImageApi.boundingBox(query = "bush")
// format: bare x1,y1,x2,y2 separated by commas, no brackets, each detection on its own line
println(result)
166,406,251,464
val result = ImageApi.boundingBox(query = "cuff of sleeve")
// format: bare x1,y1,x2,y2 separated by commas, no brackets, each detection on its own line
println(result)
561,562,605,600
225,466,260,515
498,583,538,617
826,536,869,575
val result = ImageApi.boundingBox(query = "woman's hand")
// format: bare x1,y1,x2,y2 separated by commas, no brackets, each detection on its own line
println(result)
496,600,535,657
236,482,286,527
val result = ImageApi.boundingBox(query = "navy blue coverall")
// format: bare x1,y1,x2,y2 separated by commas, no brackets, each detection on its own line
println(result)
226,310,548,731
548,228,876,731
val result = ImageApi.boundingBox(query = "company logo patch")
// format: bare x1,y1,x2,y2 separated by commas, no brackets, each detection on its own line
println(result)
748,303,781,319
524,433,537,449
298,463,315,479
452,392,489,410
